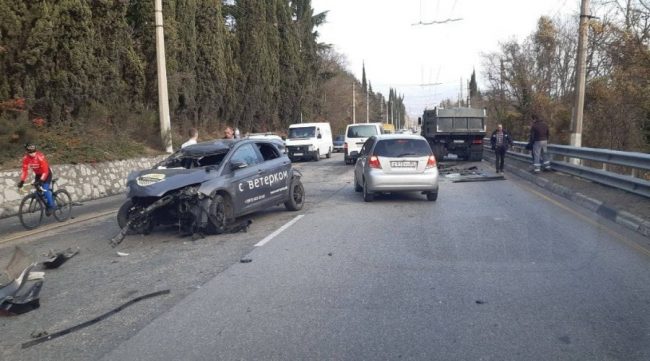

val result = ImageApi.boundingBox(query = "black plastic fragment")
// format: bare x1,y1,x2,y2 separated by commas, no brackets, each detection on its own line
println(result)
42,248,79,269
21,289,171,349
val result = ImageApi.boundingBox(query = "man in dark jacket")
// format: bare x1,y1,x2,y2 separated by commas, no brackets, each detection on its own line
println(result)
530,114,550,172
490,124,513,173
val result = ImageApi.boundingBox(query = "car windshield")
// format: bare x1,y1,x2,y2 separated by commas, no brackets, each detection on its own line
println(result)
289,127,315,139
373,139,431,157
157,149,229,169
347,125,379,138
335,135,344,141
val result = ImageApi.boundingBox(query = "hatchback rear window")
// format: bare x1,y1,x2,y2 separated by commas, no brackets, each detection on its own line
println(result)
373,139,432,157
347,125,379,138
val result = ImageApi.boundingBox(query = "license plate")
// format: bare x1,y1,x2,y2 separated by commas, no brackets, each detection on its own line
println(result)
293,152,303,156
391,161,416,168
453,140,465,143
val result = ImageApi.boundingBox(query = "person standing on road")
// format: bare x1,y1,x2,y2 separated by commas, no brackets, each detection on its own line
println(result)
18,143,56,215
223,126,235,139
181,127,199,148
530,113,551,173
490,124,512,173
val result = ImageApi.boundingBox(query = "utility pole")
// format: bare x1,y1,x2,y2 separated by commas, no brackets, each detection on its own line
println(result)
458,77,463,108
570,0,590,148
352,82,356,124
155,0,172,153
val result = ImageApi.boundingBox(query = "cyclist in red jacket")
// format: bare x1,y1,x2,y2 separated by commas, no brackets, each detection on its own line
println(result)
18,143,56,214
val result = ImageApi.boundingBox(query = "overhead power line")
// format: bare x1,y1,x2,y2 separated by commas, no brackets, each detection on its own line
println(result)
411,18,463,26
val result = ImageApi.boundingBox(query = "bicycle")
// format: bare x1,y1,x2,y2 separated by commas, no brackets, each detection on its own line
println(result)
18,178,72,230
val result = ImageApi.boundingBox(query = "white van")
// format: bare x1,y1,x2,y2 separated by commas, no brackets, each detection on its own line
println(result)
285,122,333,162
344,123,383,164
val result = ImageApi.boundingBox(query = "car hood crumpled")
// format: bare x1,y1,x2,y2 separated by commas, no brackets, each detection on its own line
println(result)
126,167,218,197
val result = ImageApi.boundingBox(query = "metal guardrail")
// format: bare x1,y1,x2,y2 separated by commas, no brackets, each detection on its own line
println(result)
485,140,650,198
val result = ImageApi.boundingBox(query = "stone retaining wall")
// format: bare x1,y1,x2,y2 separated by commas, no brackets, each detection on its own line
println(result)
0,155,166,219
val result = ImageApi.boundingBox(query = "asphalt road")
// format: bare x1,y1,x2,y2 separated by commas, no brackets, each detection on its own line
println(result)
2,153,649,361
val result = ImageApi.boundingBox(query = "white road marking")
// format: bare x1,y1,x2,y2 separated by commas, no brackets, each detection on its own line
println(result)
254,215,304,247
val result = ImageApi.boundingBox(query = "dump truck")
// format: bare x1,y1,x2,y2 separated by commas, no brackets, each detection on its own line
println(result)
418,107,487,161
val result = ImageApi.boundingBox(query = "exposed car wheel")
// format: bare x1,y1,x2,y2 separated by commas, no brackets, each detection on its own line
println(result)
362,179,374,202
426,192,438,201
284,178,305,211
117,199,153,235
207,195,228,234
354,174,362,192
326,148,332,158
313,150,320,161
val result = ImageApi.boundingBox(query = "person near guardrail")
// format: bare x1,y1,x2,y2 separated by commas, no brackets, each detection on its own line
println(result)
17,143,57,215
490,124,513,173
530,114,551,173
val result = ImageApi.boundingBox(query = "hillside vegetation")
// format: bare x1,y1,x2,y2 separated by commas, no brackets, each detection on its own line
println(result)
0,0,405,169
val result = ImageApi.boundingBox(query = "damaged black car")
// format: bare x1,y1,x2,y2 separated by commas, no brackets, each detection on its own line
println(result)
115,139,304,238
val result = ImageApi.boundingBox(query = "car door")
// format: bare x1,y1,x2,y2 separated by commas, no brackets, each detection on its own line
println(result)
254,141,291,206
227,143,265,215
354,137,375,185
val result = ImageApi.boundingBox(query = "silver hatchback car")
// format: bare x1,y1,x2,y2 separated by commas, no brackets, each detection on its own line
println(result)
353,134,439,202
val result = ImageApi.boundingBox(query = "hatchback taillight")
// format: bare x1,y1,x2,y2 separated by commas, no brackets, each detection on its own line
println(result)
369,155,381,169
426,155,437,168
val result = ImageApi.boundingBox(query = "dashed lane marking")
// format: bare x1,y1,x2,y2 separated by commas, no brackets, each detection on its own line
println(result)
255,215,304,247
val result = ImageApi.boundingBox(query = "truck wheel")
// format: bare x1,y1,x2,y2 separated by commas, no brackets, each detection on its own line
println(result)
326,148,332,158
313,150,320,161
433,144,445,162
284,178,305,211
207,195,228,234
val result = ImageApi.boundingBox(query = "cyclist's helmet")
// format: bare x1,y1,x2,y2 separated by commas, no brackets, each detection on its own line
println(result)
24,143,36,153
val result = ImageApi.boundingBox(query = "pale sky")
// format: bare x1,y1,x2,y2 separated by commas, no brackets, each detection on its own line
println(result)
311,0,581,118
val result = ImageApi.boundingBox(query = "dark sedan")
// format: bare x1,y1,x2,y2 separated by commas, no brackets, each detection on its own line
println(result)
333,134,345,152
116,139,304,238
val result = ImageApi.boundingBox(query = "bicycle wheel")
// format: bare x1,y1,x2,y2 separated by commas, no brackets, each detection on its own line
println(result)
19,193,44,229
53,189,72,222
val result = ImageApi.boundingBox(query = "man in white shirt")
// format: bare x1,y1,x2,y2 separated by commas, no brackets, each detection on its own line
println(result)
181,128,198,148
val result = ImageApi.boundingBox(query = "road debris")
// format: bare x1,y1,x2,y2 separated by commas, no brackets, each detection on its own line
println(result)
240,258,252,263
21,289,171,349
116,251,129,257
27,272,45,281
42,248,80,269
439,164,505,182
1,247,43,316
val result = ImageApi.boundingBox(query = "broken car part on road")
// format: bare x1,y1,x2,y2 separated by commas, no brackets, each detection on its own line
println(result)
0,247,43,316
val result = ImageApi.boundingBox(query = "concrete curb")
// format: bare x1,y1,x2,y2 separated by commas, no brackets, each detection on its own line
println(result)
484,153,650,239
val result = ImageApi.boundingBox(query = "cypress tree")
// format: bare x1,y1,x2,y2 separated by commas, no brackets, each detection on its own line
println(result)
361,61,367,93
236,0,280,131
174,0,198,124
195,0,229,128
276,0,302,127
42,0,95,124
90,1,144,110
